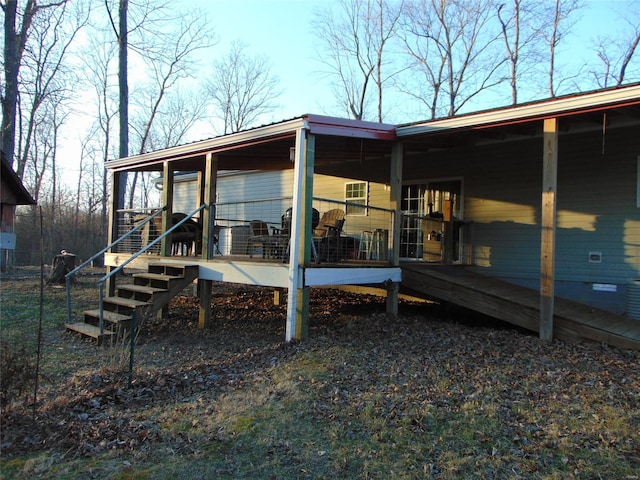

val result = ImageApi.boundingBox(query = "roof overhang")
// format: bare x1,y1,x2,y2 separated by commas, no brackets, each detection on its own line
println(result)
397,83,640,137
104,83,639,175
106,117,307,172
1,153,36,205
105,114,397,173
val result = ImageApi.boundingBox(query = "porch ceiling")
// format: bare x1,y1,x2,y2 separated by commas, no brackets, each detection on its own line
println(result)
105,114,398,182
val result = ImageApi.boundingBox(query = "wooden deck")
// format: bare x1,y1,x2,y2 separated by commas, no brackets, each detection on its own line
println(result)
400,264,640,351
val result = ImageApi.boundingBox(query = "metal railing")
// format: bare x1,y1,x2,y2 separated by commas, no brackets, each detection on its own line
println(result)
213,196,396,262
65,207,166,326
65,204,209,335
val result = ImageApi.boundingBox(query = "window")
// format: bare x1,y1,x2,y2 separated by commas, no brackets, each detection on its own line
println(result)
345,181,368,215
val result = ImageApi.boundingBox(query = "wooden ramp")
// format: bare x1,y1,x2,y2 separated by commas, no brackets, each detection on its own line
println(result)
401,264,640,351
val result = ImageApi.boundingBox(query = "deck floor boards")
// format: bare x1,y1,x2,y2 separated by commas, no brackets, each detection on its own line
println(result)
401,264,640,351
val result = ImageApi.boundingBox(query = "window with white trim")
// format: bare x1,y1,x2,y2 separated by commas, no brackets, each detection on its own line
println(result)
345,181,368,215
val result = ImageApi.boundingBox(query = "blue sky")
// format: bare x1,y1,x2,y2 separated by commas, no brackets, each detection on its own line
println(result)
191,0,332,122
191,0,634,125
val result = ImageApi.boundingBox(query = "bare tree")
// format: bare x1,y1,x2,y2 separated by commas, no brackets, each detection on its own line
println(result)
314,0,403,121
401,0,506,119
148,93,207,150
590,0,640,88
23,97,67,207
80,35,118,236
497,0,544,104
13,1,87,186
542,0,582,97
104,0,130,210
1,0,68,171
206,41,281,135
126,11,212,208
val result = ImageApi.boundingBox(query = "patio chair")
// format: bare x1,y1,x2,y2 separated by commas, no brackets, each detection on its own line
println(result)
247,220,287,258
171,213,203,256
312,209,345,263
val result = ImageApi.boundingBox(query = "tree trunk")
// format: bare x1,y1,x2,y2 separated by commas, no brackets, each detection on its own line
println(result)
48,252,76,284
117,0,129,209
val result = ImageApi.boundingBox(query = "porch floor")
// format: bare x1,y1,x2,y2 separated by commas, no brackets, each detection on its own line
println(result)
401,264,640,351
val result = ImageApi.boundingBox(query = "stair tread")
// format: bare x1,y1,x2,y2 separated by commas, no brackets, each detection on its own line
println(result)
84,309,132,322
104,296,151,308
133,272,183,281
118,284,167,294
148,263,198,268
66,322,116,338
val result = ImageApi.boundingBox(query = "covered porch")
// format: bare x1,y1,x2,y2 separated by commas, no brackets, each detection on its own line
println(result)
104,115,405,341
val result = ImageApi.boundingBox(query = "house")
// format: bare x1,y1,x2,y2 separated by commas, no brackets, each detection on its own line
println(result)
0,151,36,271
67,84,640,349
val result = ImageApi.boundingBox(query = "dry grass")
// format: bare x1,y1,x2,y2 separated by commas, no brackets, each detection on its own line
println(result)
1,273,639,479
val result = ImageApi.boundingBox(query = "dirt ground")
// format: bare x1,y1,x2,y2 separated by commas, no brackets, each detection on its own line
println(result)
1,268,639,479
1,271,437,457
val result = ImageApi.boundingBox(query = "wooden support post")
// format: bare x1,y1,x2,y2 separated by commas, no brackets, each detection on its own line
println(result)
105,171,121,297
286,129,314,341
160,161,174,258
200,153,218,260
273,287,285,306
443,199,454,264
386,282,399,315
540,118,558,342
386,142,403,315
199,153,218,329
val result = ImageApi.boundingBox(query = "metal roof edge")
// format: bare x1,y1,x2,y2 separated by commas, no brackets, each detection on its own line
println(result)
106,117,308,171
305,114,396,140
396,83,640,137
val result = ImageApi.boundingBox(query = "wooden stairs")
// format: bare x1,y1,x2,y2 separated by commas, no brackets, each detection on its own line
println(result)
65,263,199,343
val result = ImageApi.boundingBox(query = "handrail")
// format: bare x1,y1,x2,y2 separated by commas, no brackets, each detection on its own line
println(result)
214,196,293,207
312,196,395,214
65,207,166,324
94,204,208,336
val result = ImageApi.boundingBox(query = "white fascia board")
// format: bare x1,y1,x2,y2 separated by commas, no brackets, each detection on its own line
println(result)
397,84,640,137
198,261,292,288
304,267,402,287
156,170,261,185
106,117,308,171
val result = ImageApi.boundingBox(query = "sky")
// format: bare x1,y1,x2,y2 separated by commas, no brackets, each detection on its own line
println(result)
192,0,335,122
186,0,631,125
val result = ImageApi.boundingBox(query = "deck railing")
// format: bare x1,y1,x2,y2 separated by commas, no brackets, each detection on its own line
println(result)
214,196,395,262
65,207,166,326
64,205,208,333
115,208,165,254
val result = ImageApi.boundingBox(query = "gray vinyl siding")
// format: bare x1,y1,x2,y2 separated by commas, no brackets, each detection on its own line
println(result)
554,127,639,284
403,124,640,290
465,139,543,280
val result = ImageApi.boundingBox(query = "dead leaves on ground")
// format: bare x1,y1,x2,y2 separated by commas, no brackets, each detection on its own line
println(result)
1,284,639,478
